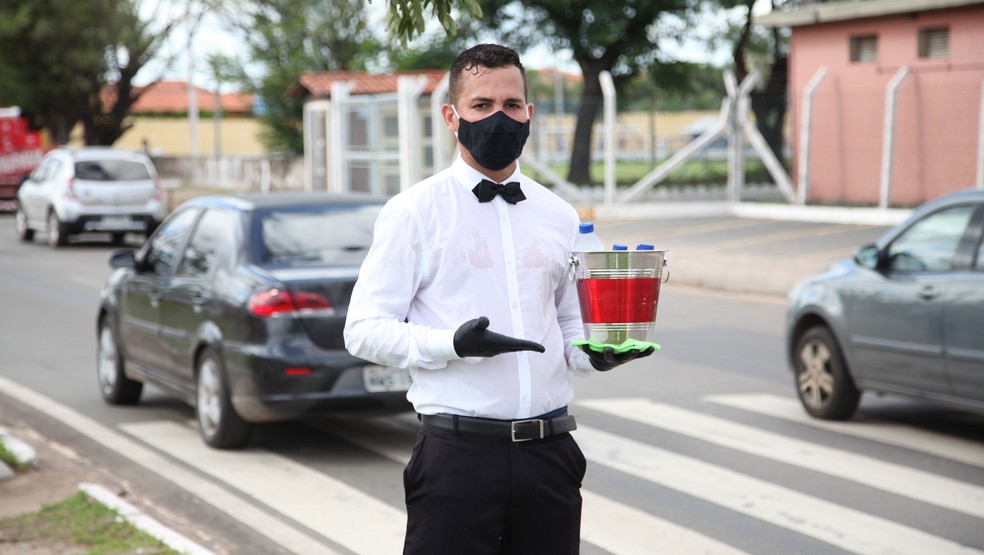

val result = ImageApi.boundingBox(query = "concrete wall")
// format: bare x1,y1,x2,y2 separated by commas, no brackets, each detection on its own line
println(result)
789,5,984,206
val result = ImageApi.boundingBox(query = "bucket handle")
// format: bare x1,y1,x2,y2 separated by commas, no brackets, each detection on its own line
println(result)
570,253,670,283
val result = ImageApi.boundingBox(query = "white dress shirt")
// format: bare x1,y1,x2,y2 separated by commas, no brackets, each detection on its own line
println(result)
344,155,595,420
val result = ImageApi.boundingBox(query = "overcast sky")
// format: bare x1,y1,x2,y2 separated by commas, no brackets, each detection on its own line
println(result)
137,0,776,91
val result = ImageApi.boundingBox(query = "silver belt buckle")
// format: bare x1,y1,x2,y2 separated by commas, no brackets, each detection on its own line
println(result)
511,419,544,442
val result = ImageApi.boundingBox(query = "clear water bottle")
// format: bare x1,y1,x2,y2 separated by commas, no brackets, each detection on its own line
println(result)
574,221,605,252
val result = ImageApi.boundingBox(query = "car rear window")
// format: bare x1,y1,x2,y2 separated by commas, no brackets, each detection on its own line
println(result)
251,204,383,266
75,159,152,181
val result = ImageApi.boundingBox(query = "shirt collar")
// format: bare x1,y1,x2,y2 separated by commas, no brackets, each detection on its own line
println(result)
451,155,523,192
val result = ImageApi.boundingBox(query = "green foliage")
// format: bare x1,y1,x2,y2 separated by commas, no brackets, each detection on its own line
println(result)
0,0,116,141
226,0,381,153
469,0,698,184
385,0,483,44
622,62,726,111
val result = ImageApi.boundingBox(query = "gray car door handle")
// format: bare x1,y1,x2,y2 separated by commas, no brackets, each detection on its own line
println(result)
918,285,941,300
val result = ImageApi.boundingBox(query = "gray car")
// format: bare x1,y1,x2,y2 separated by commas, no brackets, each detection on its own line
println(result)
15,147,166,247
786,188,984,419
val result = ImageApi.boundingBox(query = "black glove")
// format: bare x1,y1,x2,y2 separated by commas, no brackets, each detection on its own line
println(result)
453,316,545,358
579,345,655,372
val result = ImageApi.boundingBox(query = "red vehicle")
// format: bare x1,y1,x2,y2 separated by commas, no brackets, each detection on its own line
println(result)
0,107,45,212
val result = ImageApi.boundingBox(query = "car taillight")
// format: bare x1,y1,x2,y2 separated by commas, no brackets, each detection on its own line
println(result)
64,177,76,200
152,176,162,200
248,289,334,317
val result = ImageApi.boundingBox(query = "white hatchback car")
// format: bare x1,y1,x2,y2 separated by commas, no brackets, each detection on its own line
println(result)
16,147,166,247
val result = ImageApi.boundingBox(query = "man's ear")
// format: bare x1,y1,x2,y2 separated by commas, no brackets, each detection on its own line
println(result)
441,104,457,132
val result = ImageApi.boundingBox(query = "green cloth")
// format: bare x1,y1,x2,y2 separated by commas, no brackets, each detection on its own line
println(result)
571,339,661,354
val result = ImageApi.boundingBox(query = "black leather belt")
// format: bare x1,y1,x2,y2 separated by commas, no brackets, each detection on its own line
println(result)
419,413,577,442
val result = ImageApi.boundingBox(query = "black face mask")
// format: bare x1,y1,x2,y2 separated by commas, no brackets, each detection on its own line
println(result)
454,107,531,171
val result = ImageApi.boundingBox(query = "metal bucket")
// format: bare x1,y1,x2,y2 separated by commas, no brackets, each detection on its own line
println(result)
569,250,669,345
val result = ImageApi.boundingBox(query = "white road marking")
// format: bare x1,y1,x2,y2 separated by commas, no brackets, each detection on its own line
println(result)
119,420,406,555
0,376,337,555
576,425,983,555
705,393,984,468
580,490,750,555
579,398,984,518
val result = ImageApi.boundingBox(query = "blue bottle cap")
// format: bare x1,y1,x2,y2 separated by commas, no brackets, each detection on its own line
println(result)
579,222,595,234
612,244,628,250
636,243,655,250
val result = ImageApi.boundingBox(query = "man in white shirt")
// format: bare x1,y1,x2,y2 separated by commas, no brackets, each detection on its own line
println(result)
344,43,652,555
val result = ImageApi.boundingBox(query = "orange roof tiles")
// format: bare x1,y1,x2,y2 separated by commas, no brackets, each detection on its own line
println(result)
129,81,253,114
289,70,449,99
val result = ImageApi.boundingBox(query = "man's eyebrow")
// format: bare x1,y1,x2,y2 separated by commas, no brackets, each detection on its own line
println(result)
467,96,524,104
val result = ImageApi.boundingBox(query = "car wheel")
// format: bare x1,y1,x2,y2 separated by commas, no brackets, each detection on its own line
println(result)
15,208,34,242
97,318,143,405
196,349,252,449
47,212,67,248
794,326,860,420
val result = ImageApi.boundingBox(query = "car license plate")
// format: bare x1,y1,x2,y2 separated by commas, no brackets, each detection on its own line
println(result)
102,215,132,226
363,365,412,393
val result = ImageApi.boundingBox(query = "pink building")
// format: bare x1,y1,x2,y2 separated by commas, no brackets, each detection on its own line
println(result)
760,0,984,207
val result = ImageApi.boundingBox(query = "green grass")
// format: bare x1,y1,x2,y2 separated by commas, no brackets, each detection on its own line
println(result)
533,158,773,188
0,492,179,554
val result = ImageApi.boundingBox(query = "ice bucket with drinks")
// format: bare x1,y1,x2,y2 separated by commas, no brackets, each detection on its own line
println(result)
569,249,669,345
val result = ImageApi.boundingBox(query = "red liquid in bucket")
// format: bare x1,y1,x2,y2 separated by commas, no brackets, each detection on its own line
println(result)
576,277,661,324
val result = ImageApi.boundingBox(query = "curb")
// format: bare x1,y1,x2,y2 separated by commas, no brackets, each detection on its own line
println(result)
79,482,214,555
1,429,212,555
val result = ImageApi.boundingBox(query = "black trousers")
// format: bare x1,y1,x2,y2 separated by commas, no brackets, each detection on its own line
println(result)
403,425,587,555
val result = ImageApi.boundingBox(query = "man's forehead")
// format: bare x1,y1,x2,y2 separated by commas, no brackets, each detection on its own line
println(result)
457,65,525,99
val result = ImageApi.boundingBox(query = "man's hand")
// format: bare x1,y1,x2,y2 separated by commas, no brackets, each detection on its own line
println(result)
454,317,545,358
579,345,655,372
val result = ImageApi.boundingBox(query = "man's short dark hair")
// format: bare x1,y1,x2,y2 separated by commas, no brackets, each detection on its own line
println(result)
449,43,527,105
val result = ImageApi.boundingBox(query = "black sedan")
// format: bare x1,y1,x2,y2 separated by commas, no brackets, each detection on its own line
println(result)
786,188,984,420
96,192,412,449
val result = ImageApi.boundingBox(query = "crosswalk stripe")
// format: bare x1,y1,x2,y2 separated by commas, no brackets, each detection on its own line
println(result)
578,398,984,519
579,490,750,555
576,425,983,555
120,421,405,555
314,417,750,555
705,393,984,468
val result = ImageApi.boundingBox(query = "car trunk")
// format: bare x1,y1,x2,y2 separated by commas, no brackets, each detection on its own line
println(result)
73,178,156,207
265,266,360,350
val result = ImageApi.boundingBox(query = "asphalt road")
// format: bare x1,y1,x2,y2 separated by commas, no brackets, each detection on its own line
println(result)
1,213,982,555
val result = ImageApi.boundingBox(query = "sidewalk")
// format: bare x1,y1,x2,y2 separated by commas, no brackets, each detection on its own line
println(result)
589,200,909,298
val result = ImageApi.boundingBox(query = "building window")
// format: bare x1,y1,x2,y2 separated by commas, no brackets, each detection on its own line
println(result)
849,35,878,63
918,27,949,59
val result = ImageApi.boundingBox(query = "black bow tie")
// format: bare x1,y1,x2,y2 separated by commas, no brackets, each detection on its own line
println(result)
472,179,526,204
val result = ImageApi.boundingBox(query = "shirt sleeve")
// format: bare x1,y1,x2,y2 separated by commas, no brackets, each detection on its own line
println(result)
557,228,596,377
344,198,459,370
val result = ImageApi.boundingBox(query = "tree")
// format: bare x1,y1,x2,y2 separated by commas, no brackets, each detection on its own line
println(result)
717,0,836,165
0,0,116,143
81,1,196,146
226,0,381,153
0,0,205,146
473,0,699,185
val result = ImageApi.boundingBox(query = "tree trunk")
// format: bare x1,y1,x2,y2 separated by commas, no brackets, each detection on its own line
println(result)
567,64,605,186
751,54,787,166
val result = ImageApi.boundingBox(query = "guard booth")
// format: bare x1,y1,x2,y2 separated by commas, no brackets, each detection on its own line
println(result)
288,70,452,197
